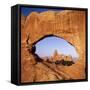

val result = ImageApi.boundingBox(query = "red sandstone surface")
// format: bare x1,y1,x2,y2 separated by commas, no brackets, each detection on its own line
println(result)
21,10,86,82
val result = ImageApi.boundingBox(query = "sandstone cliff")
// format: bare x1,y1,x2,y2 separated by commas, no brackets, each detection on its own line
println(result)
21,10,86,82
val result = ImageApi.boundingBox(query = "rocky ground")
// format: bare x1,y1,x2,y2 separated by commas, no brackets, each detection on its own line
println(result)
21,43,85,83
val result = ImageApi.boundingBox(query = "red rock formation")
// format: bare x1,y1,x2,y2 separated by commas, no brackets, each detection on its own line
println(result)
21,10,87,82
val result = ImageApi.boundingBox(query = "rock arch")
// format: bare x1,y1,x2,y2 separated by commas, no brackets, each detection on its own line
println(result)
22,10,86,62
21,10,86,82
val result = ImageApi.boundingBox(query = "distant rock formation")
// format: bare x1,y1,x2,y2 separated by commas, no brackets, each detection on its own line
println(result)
63,55,73,61
51,50,73,62
53,50,63,61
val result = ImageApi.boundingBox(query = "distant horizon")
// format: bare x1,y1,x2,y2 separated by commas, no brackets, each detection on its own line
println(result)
40,52,79,59
39,51,79,60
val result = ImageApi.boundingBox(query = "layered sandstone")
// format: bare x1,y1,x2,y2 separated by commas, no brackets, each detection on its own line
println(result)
21,10,86,82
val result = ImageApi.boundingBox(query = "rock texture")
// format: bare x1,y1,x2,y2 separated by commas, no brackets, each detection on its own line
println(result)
21,10,86,83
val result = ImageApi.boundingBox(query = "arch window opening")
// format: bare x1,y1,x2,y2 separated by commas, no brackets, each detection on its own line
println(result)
34,36,79,66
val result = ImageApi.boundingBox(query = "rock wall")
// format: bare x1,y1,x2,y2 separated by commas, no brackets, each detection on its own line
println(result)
21,10,86,82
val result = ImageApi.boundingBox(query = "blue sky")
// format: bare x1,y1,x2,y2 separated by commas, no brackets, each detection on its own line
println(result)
21,7,62,16
35,36,79,59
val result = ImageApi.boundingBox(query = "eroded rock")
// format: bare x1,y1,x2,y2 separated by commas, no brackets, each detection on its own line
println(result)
21,10,86,82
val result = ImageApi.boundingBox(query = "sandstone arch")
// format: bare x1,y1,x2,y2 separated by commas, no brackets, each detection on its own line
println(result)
23,10,86,62
21,10,86,82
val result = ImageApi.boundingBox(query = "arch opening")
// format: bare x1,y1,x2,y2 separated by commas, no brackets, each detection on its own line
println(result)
33,35,79,66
